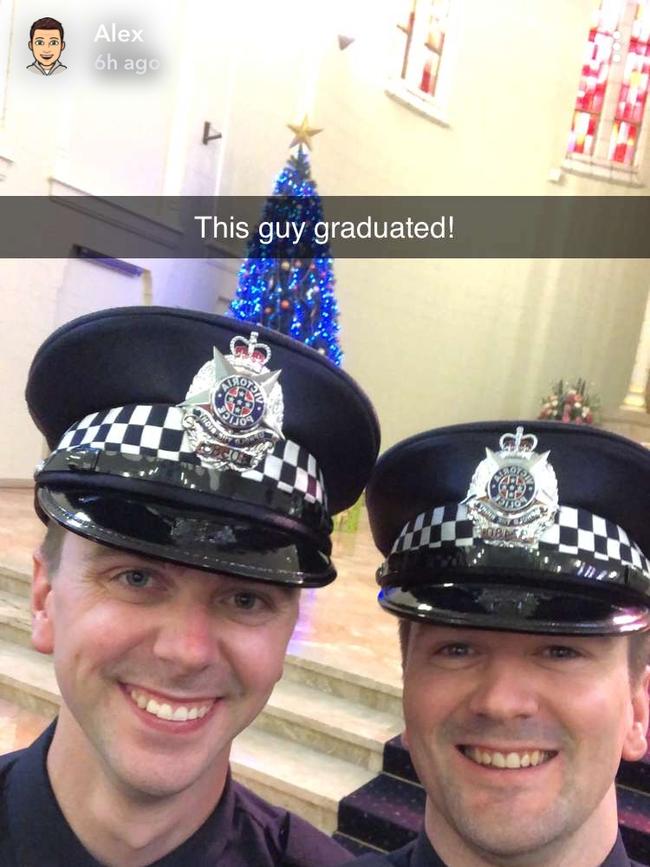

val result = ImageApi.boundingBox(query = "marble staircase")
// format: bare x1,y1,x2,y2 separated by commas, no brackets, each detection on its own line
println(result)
0,558,404,837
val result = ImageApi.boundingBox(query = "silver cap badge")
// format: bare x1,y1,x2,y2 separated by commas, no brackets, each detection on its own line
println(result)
463,426,558,548
179,332,284,472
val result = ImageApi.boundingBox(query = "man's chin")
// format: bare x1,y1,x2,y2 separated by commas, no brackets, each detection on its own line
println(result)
108,756,216,801
447,806,570,861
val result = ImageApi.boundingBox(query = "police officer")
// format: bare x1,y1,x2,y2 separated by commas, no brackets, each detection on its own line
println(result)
352,421,650,867
0,305,379,867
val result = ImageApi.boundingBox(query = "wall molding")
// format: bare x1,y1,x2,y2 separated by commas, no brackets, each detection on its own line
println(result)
560,157,645,188
48,176,183,250
385,80,450,128
48,177,237,259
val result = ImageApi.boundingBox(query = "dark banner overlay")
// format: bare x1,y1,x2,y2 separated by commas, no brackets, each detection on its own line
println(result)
0,196,649,258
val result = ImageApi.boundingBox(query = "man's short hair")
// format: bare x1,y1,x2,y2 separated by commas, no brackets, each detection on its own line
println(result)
397,617,650,684
39,521,66,576
628,630,650,684
30,17,64,43
398,617,411,668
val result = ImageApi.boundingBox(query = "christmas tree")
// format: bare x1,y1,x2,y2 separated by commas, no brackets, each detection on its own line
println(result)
228,122,343,365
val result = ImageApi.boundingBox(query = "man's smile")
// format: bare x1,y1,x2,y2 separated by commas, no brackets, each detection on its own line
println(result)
119,683,221,728
458,744,558,769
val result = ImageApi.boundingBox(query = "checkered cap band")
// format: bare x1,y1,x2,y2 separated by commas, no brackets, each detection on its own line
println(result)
53,404,327,507
392,502,650,578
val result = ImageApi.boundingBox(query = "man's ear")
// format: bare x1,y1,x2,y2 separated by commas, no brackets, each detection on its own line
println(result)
622,667,650,762
28,41,33,50
31,550,54,655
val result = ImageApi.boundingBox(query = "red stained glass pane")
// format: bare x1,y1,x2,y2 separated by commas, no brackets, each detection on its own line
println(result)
568,11,618,154
567,1,624,158
608,119,639,162
420,59,432,93
610,0,650,162
398,0,449,98
568,110,598,154
568,1,650,164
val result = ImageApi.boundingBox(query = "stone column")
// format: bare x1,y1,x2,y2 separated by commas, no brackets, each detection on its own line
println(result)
621,289,650,412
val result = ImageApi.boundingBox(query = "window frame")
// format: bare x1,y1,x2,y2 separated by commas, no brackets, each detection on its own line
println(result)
564,0,649,183
386,0,455,127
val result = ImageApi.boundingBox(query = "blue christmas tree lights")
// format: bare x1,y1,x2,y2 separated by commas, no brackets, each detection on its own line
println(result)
228,146,343,365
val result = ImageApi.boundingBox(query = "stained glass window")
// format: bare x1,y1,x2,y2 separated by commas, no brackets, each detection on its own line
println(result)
567,1,622,157
608,0,650,163
568,0,650,166
396,0,450,99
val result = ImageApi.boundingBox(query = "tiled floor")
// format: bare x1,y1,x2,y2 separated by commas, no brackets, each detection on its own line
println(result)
0,487,403,752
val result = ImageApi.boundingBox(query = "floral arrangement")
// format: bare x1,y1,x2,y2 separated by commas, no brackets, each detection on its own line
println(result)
538,378,599,425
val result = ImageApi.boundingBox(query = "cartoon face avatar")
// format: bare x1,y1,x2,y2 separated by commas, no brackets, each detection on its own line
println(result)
28,17,67,75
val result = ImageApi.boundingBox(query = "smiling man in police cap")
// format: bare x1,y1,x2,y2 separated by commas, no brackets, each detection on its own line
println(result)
351,421,650,867
0,306,379,867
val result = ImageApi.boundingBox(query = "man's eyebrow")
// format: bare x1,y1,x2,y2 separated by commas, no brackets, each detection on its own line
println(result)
81,546,166,568
79,546,299,598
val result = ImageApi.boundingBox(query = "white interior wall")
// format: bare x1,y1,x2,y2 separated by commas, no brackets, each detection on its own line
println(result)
0,0,647,479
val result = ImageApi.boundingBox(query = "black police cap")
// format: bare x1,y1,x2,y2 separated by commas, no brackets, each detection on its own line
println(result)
367,421,650,635
27,306,380,587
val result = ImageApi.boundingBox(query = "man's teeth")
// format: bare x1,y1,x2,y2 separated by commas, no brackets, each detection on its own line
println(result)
129,689,213,721
462,746,554,768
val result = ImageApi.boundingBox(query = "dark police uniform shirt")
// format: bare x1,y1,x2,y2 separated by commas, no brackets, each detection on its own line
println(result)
349,830,643,867
0,724,350,867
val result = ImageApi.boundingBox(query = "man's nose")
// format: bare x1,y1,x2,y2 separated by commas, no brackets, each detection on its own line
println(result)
152,601,218,673
466,658,540,720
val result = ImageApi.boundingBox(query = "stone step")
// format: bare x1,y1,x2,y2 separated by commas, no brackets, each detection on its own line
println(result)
0,638,59,718
231,726,374,834
0,588,32,648
0,562,31,599
283,651,402,717
255,678,401,773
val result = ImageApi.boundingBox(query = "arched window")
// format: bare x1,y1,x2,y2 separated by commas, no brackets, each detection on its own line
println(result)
396,0,450,99
568,0,650,168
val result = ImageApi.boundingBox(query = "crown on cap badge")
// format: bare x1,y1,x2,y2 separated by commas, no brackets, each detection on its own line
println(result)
462,426,559,548
178,332,284,472
229,333,271,369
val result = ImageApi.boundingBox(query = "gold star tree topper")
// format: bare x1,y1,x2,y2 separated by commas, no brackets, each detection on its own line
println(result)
287,115,323,151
